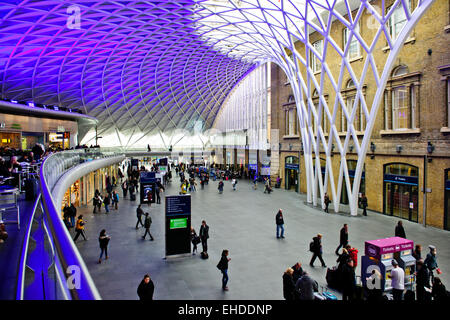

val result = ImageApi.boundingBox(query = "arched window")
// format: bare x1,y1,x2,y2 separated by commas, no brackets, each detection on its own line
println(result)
310,40,323,73
384,65,420,131
392,65,409,77
285,95,298,136
346,79,355,88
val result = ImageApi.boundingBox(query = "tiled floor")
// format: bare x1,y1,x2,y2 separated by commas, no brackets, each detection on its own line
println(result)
73,174,450,300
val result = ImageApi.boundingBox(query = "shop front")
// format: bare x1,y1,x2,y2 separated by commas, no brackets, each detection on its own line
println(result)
0,131,21,149
284,156,299,192
62,179,80,210
383,163,419,222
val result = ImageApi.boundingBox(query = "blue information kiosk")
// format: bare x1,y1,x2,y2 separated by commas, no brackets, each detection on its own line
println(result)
165,195,191,257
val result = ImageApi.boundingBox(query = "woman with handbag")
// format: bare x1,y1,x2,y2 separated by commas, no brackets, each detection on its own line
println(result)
190,227,200,255
217,250,231,291
98,229,111,263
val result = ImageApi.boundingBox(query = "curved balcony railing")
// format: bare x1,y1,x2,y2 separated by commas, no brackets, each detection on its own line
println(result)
17,148,123,300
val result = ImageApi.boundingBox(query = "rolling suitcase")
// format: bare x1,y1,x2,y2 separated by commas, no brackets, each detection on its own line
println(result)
314,292,325,300
130,193,136,201
326,267,341,290
322,291,338,300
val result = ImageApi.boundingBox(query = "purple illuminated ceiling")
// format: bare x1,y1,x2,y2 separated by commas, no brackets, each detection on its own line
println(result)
0,0,255,145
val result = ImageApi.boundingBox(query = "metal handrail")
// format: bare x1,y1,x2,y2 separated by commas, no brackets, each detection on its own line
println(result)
16,193,41,300
37,149,123,300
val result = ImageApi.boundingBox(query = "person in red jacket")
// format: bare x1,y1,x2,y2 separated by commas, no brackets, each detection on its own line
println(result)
346,244,358,270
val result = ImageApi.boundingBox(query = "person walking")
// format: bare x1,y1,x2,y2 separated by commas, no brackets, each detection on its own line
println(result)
63,204,71,228
231,178,237,191
324,193,330,213
335,224,348,255
415,259,431,301
424,245,440,281
341,259,356,301
395,220,406,238
103,193,110,213
390,259,405,301
295,271,318,300
155,185,161,204
142,213,154,241
112,191,119,210
190,227,200,255
275,209,285,239
122,180,128,198
199,220,209,253
216,249,231,291
360,193,368,216
137,274,155,300
98,229,111,264
309,234,326,268
218,180,224,194
136,204,144,229
93,194,101,213
282,268,296,300
69,202,77,228
73,215,87,241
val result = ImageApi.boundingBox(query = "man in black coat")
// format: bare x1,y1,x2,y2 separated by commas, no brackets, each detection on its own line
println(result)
142,213,154,241
360,193,368,216
137,274,154,300
341,259,356,301
275,209,285,239
416,259,431,301
199,220,209,253
69,202,77,228
309,234,326,268
395,220,406,239
291,262,304,283
335,224,349,255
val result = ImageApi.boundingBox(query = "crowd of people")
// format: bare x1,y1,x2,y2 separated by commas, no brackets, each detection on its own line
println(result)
279,219,449,301
62,158,449,301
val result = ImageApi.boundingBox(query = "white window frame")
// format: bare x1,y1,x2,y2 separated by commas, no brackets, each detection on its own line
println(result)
310,40,323,73
392,85,409,130
343,23,361,60
387,0,413,41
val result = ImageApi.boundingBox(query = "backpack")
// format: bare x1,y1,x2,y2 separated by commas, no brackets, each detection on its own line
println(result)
201,251,209,259
349,248,358,267
309,241,315,252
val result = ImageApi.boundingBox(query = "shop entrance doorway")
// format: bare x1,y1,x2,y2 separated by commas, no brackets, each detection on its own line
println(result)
383,163,418,223
284,156,299,192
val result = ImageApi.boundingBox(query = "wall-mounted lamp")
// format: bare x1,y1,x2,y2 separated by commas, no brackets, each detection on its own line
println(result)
331,144,335,157
349,145,354,152
396,145,403,153
289,144,292,151
427,141,435,154
370,142,376,159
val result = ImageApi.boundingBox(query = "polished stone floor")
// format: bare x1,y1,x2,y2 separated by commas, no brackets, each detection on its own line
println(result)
73,173,450,300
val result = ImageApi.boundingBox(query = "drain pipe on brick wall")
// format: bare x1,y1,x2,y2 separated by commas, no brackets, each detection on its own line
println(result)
423,154,427,227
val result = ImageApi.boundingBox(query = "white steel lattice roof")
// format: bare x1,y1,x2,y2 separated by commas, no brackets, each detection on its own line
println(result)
0,0,255,147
